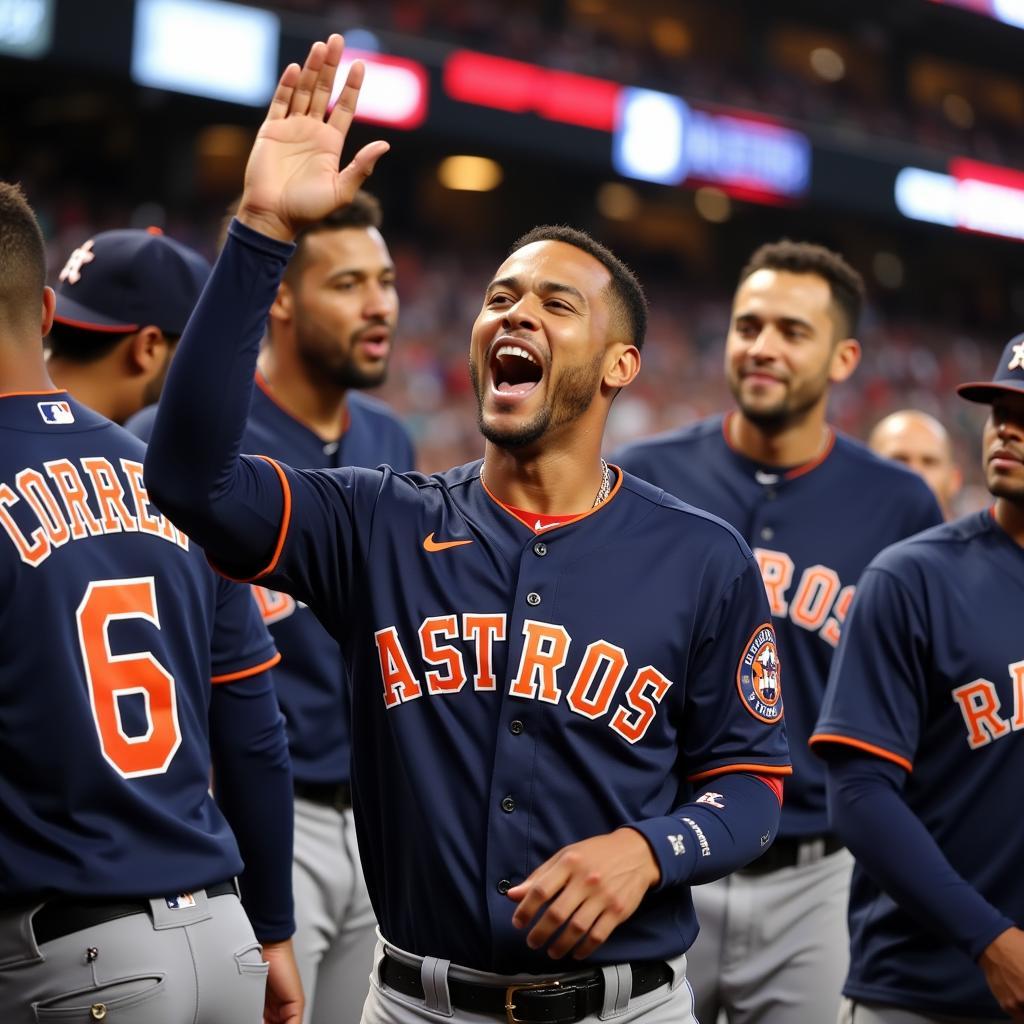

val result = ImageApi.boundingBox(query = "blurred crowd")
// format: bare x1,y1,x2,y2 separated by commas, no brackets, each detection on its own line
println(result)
263,0,1024,169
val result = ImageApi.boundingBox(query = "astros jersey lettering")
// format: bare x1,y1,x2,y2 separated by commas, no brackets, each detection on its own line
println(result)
219,455,790,972
0,393,278,902
128,376,415,784
811,510,1024,1019
615,415,942,836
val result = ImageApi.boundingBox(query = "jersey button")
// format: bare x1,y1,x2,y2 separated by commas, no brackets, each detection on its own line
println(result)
497,878,512,895
760,527,774,541
509,719,524,735
533,541,548,557
526,592,541,606
501,795,516,813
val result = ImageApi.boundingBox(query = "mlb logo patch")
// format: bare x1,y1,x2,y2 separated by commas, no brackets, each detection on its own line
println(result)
37,401,75,425
165,892,197,910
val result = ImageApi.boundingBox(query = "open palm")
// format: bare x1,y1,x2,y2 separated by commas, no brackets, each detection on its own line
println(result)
239,35,389,241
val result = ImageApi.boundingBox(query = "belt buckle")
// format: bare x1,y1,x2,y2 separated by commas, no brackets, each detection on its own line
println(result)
504,979,561,1024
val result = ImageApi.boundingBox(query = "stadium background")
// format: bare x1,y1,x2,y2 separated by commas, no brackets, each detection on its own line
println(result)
2,0,1022,513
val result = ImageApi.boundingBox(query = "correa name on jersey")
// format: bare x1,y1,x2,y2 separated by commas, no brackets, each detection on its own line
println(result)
0,452,188,567
0,393,277,902
615,414,943,836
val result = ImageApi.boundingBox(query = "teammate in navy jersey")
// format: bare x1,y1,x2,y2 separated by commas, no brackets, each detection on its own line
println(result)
812,336,1024,1023
46,226,210,425
616,241,943,1023
146,36,791,1024
0,184,302,1023
130,191,414,1024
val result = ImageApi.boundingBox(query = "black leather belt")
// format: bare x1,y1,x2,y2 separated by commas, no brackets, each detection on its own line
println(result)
380,952,672,1024
32,880,237,946
294,779,352,812
739,833,844,875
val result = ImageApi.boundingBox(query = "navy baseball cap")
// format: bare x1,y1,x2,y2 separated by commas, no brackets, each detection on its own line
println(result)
957,334,1024,404
53,227,211,336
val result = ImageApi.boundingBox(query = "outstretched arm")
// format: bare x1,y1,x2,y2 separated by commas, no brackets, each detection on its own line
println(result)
145,36,388,569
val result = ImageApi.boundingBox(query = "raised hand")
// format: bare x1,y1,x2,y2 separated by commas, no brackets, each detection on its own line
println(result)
238,34,389,242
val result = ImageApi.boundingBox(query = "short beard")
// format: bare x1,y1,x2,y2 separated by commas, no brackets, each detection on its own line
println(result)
730,372,829,434
303,355,388,391
471,352,603,451
988,476,1024,505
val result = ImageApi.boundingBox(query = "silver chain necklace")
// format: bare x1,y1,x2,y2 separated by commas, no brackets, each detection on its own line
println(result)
592,459,612,508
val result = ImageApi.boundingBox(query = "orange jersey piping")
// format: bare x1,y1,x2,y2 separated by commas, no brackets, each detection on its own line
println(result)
688,762,792,783
0,388,68,399
211,651,282,684
721,411,835,481
211,455,292,583
255,370,351,437
809,733,913,773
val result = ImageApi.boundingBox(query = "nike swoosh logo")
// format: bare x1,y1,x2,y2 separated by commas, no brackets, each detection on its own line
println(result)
423,532,474,552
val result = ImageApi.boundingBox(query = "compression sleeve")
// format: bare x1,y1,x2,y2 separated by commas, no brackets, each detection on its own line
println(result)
629,772,782,889
209,668,295,943
145,220,296,573
826,751,1012,960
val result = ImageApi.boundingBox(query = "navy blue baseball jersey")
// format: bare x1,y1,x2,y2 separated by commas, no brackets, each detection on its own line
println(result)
128,376,415,785
0,392,279,903
144,219,792,975
615,415,942,837
216,458,791,971
811,510,1024,1019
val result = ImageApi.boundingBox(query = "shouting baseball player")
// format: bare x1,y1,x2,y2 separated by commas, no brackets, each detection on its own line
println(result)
812,335,1024,1023
616,241,943,1023
130,190,415,1024
0,184,302,1022
145,35,791,1024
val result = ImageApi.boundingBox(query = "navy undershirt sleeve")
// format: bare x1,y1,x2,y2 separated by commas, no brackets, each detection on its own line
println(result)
209,670,295,943
630,772,782,889
145,220,296,575
826,750,1012,960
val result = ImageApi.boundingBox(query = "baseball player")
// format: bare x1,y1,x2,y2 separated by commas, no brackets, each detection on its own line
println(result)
46,226,208,424
145,35,793,1024
812,334,1024,1022
0,182,302,1023
868,409,963,519
615,241,943,1023
130,191,415,1024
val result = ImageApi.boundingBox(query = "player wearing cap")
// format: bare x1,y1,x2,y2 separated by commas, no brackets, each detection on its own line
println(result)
145,36,792,1024
812,336,1024,1023
615,241,943,1023
129,191,414,1024
46,227,209,424
868,410,963,520
0,185,302,1023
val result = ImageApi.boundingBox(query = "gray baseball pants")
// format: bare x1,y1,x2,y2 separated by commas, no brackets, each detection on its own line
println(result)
293,795,377,1024
839,997,996,1024
686,846,853,1024
0,886,266,1022
361,936,698,1024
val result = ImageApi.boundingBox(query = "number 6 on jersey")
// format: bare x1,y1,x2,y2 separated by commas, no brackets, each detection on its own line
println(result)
76,577,181,778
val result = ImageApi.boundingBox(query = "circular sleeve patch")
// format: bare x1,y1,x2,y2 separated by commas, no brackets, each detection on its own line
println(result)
736,622,783,723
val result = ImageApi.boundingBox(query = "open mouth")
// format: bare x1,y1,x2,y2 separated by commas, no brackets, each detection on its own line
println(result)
491,342,543,396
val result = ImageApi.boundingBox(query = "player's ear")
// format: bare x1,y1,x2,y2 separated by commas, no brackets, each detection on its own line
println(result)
128,326,169,378
603,342,641,392
828,337,861,384
269,280,294,324
40,287,56,338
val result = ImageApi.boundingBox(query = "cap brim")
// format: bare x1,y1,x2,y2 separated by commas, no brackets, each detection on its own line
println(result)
53,292,140,334
956,380,1024,403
